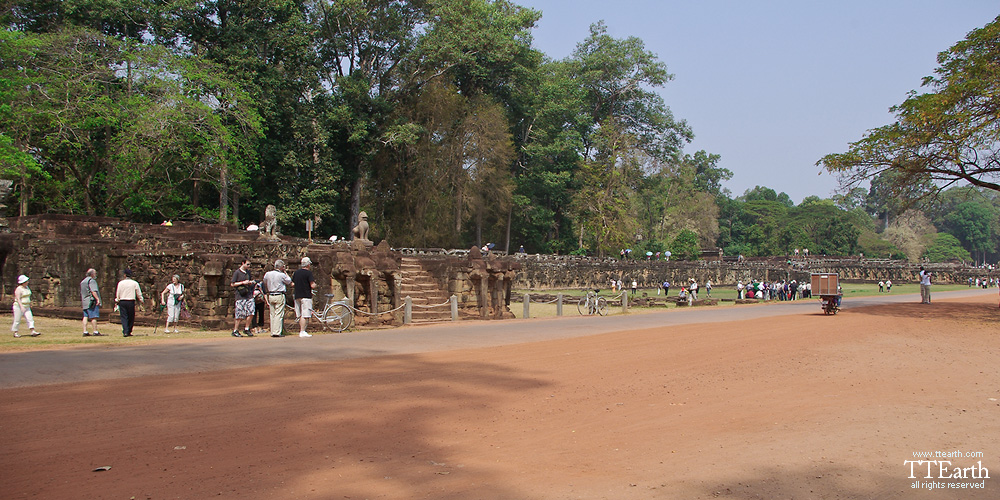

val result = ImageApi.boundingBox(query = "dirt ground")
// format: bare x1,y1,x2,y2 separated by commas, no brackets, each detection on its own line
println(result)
2,292,999,499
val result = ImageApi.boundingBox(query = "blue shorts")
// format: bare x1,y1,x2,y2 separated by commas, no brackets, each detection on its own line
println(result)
83,304,100,319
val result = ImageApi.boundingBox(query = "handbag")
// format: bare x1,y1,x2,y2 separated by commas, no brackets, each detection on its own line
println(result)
179,300,191,320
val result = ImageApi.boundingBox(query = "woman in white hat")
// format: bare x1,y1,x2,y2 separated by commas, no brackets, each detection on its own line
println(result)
12,274,40,337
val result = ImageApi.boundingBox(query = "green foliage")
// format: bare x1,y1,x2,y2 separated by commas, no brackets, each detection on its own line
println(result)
566,22,692,256
922,233,972,262
819,15,1000,202
670,229,700,261
4,1,991,262
857,228,903,259
0,26,261,219
941,201,999,263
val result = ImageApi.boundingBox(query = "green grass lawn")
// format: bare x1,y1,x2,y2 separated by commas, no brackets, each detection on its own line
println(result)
512,282,977,319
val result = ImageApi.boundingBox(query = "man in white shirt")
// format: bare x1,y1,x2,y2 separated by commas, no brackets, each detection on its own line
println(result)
115,269,144,337
919,267,932,304
262,260,292,337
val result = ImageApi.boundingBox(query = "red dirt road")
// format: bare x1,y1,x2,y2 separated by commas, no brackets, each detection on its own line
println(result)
3,292,1000,499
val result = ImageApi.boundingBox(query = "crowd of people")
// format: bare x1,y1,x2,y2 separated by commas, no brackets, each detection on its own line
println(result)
736,279,810,300
11,258,322,340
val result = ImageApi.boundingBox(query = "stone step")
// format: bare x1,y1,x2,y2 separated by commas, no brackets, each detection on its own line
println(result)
399,258,452,322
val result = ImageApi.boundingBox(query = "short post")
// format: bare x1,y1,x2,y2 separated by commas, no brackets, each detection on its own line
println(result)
523,293,530,319
404,296,412,325
556,293,563,316
450,295,458,321
622,292,628,314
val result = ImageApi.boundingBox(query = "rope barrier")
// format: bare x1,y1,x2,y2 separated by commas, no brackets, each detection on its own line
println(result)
412,300,452,309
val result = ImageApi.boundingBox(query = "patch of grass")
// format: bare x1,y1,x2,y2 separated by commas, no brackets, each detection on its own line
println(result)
0,316,272,352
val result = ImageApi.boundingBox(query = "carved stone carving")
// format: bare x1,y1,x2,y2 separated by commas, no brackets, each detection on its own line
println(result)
261,205,278,239
352,211,370,242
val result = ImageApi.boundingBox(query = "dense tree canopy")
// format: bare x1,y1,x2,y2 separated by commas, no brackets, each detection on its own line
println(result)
2,3,996,263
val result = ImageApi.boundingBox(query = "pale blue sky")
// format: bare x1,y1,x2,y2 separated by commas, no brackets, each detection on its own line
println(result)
515,0,998,203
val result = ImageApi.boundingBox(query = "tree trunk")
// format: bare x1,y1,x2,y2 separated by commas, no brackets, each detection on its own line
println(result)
232,191,239,227
475,209,483,248
350,176,362,239
454,185,463,236
18,175,27,216
218,164,228,225
504,204,512,253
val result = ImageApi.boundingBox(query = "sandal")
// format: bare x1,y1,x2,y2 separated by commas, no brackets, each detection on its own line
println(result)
13,333,20,338
30,332,40,337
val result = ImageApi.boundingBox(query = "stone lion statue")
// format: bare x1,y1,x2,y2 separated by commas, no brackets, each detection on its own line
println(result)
352,211,370,241
262,204,278,238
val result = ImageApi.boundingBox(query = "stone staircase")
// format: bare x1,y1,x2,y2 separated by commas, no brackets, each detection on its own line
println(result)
399,257,452,323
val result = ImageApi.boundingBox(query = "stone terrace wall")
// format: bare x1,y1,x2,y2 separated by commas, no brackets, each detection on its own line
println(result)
512,254,994,290
0,215,518,327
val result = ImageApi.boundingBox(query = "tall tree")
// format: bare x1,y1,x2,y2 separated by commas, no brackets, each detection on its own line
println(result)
942,201,998,265
819,16,1000,202
567,22,692,256
0,27,260,217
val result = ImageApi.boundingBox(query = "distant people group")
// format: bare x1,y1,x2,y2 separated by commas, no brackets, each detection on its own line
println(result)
735,279,807,301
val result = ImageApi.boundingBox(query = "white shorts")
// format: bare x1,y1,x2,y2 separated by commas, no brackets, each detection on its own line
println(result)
294,298,313,319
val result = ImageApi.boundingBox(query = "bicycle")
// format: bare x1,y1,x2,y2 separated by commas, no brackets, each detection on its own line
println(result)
577,290,608,316
286,294,355,332
312,294,354,332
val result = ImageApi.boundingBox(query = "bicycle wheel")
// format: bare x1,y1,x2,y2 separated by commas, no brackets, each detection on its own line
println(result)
596,297,608,316
577,296,589,315
315,303,336,331
327,303,354,332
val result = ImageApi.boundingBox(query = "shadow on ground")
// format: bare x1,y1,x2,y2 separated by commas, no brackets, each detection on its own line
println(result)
0,354,551,499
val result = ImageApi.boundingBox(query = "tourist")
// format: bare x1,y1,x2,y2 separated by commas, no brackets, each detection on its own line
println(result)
705,280,713,297
878,281,885,293
919,267,932,304
293,257,316,338
736,280,744,299
11,275,39,338
662,280,670,297
115,269,143,337
80,268,103,337
231,258,255,337
262,259,292,337
688,278,699,301
885,279,892,292
630,279,637,295
160,275,184,333
252,281,266,335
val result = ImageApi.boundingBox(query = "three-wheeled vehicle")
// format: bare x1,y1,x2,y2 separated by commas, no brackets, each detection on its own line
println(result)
811,273,841,315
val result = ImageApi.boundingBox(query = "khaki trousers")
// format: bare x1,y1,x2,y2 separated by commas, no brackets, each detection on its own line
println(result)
267,294,286,335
